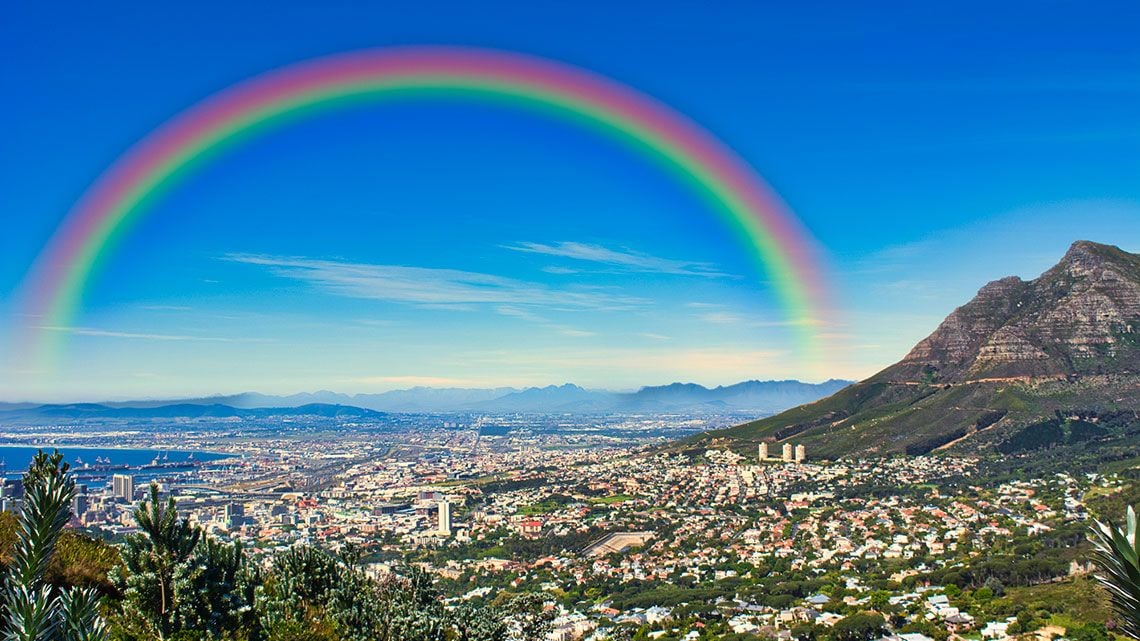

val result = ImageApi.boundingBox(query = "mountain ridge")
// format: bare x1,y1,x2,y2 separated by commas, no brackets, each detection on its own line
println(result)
2,379,853,417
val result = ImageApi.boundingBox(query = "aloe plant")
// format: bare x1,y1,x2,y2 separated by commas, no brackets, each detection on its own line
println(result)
1089,505,1140,639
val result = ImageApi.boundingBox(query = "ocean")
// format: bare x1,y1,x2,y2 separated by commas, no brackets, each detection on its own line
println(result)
0,445,233,481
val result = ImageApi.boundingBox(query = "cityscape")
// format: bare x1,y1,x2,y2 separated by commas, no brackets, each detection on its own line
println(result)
0,399,1130,640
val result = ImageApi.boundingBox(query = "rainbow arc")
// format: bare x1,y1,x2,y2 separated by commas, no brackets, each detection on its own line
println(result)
18,46,834,368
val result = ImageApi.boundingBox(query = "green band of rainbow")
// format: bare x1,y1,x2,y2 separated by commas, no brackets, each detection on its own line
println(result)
20,46,833,367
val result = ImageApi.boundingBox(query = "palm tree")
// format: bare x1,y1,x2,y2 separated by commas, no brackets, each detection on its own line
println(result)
1089,505,1140,639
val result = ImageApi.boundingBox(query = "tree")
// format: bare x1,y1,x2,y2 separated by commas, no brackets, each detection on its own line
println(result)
790,623,817,641
1088,505,1140,639
2,449,107,641
170,536,258,634
982,577,1005,597
832,612,886,641
451,602,509,641
111,484,203,638
501,593,554,641
112,486,262,640
1068,622,1111,641
257,546,452,641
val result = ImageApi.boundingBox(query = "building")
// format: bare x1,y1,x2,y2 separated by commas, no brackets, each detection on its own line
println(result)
224,502,245,529
782,443,794,462
758,443,769,460
111,474,134,502
71,485,89,517
795,444,807,463
0,479,24,501
438,499,452,536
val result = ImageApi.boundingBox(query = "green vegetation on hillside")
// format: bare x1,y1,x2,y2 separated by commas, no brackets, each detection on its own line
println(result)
0,450,553,641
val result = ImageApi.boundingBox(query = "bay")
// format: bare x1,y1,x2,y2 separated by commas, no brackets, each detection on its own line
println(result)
0,445,233,481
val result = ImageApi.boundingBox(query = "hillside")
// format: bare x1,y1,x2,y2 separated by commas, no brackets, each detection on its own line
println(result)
697,241,1140,458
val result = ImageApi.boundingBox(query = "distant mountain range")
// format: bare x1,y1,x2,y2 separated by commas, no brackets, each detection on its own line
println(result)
696,241,1140,458
0,403,387,421
0,379,852,421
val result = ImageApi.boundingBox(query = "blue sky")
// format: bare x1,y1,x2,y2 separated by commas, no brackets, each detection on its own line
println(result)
2,1,1138,400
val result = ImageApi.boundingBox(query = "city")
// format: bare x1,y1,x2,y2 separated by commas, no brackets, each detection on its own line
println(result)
0,408,1123,640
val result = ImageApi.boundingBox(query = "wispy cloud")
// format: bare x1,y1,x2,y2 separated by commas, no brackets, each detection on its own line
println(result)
698,311,745,325
558,327,596,337
226,254,645,311
541,266,580,275
495,306,595,338
495,306,548,323
506,241,726,277
39,326,268,343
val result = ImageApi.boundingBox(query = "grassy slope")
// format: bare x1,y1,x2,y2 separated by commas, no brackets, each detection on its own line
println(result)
998,576,1113,626
691,375,1138,459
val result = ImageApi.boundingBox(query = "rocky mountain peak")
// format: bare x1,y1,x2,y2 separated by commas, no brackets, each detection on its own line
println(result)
1053,240,1140,280
895,241,1138,382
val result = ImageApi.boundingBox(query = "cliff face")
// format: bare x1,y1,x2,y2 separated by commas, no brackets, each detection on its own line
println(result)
890,241,1139,382
698,241,1140,458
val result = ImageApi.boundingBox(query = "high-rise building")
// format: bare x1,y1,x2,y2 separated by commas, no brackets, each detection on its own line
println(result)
112,474,134,502
795,444,806,463
71,484,89,517
225,503,245,529
0,479,24,500
758,443,769,461
438,499,452,536
782,443,794,462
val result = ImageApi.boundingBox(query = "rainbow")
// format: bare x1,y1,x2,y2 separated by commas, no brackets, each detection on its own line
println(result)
18,46,833,367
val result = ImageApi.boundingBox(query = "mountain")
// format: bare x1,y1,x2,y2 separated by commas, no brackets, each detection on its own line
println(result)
5,381,853,417
0,403,387,422
352,387,519,412
462,380,852,413
697,241,1140,459
620,379,852,413
468,384,617,412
